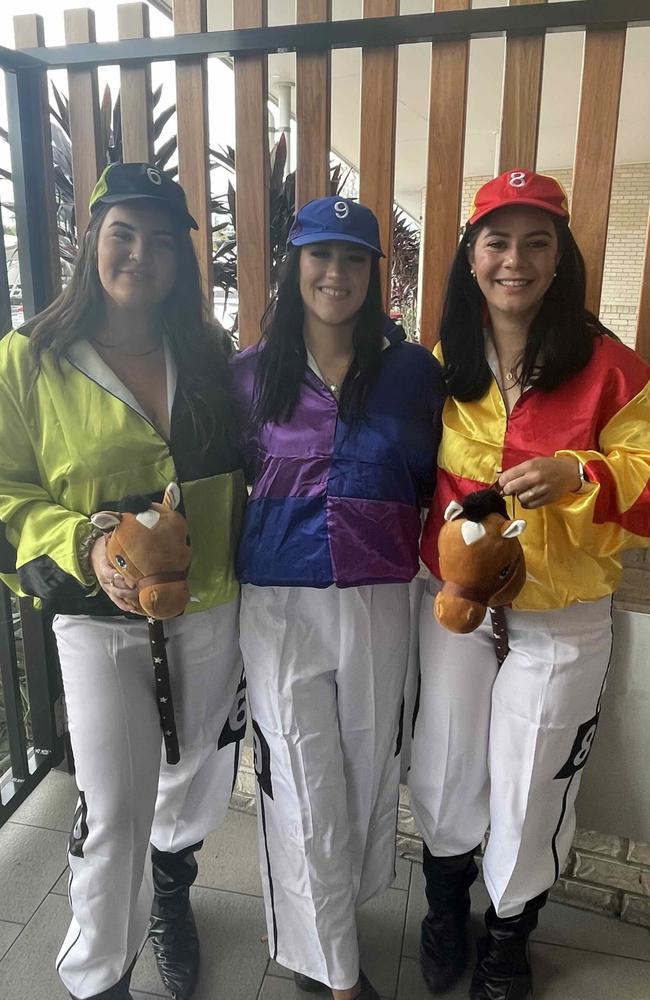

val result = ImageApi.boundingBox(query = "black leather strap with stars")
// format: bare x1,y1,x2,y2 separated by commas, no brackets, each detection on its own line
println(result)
489,607,510,668
148,618,180,765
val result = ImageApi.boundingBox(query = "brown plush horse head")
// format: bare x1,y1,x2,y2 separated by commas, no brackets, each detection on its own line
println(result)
434,489,527,634
91,482,191,620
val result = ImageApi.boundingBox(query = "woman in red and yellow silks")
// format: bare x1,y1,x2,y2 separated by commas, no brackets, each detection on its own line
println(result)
408,169,650,1000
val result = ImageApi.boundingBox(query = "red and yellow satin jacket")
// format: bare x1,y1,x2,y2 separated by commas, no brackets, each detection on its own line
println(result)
420,334,650,610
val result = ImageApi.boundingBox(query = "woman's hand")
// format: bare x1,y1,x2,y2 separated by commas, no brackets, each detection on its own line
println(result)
90,534,140,613
498,457,583,509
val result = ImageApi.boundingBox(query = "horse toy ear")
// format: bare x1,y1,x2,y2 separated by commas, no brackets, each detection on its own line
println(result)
91,511,122,532
502,519,526,538
443,500,464,522
434,488,527,634
162,482,181,511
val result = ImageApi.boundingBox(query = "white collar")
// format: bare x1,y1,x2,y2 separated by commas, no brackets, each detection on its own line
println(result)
305,335,391,386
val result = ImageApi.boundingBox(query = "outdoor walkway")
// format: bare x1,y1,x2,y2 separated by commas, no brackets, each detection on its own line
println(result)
0,770,648,1000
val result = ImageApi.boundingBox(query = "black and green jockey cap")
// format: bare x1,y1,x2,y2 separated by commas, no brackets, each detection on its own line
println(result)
89,162,198,230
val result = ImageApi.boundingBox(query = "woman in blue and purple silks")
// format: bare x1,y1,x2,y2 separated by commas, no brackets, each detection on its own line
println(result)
230,196,444,1000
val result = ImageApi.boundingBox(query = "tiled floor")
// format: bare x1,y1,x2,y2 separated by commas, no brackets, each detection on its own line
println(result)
0,771,649,999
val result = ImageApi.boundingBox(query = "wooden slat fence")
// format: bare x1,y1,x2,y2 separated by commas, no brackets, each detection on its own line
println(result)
295,0,331,210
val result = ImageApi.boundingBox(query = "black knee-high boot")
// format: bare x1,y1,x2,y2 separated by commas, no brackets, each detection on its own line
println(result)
470,891,547,1000
419,844,479,994
149,842,202,1000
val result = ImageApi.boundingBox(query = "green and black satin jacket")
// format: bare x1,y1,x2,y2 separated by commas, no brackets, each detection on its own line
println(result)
0,330,245,617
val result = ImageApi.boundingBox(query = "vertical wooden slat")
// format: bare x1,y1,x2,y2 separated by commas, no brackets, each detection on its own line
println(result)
64,9,104,240
636,210,650,362
498,0,546,173
174,0,212,304
118,3,154,163
419,0,470,350
12,15,60,304
359,0,399,309
296,0,331,209
234,0,270,348
571,26,626,316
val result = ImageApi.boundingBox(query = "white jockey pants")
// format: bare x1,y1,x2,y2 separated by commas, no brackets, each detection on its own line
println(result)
240,583,410,991
52,599,244,999
409,578,613,918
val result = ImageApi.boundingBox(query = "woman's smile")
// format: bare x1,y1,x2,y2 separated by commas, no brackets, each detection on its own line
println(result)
300,241,371,332
468,205,560,325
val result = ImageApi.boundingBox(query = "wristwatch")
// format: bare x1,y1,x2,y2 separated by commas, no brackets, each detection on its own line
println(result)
573,460,589,493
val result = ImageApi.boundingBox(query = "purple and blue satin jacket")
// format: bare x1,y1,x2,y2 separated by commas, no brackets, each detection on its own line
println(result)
230,321,444,588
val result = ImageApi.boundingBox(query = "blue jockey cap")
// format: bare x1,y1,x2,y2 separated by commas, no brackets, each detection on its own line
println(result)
287,196,385,257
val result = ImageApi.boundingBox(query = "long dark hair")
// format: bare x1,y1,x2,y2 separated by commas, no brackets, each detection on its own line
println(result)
22,203,234,448
252,245,384,426
441,216,614,401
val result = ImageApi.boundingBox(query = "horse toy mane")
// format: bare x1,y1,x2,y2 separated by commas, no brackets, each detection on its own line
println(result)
435,488,527,633
91,482,191,620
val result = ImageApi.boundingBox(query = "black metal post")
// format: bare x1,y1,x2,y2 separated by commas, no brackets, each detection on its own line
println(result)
4,67,60,319
0,199,11,337
0,586,29,783
20,602,66,771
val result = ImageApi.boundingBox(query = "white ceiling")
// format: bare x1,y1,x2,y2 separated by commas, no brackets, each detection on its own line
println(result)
205,1,650,220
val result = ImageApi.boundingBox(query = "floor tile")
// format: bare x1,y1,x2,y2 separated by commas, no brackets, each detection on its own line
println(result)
257,973,316,998
403,861,490,960
532,899,650,961
0,919,22,961
397,955,472,1000
358,886,409,998
530,942,650,999
259,970,394,999
51,869,69,896
8,770,78,833
266,957,293,980
132,885,269,1000
197,807,264,897
0,822,69,923
0,894,71,999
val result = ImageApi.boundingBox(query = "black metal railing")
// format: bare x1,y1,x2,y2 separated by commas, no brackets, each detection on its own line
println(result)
0,589,66,824
0,52,66,825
